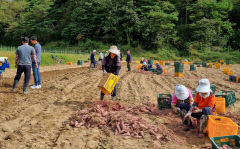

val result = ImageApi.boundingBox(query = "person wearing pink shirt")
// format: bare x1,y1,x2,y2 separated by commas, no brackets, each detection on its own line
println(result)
171,85,194,113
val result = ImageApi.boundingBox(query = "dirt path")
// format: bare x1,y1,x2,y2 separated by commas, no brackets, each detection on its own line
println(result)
0,63,239,149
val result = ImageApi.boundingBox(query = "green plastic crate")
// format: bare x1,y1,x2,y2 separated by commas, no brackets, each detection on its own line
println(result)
157,94,172,109
77,60,83,65
190,64,196,71
202,62,207,67
149,68,156,72
175,68,184,73
226,60,230,65
157,70,163,75
148,60,153,65
211,135,240,149
191,91,196,98
165,63,171,66
211,84,216,94
215,91,236,107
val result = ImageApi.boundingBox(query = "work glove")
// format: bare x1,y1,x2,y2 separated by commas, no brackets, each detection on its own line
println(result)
183,111,192,124
103,69,107,75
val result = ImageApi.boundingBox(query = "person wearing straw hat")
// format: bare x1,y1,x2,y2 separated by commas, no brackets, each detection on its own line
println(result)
171,85,193,114
100,45,121,100
182,79,216,137
90,50,97,68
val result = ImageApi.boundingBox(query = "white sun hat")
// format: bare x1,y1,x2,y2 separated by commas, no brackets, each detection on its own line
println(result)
93,50,96,53
196,79,211,93
109,46,120,56
175,85,189,100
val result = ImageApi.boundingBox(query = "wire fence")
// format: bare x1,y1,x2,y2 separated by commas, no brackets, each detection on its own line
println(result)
0,45,88,54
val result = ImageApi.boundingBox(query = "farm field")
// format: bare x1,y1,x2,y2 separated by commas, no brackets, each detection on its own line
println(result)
0,62,239,149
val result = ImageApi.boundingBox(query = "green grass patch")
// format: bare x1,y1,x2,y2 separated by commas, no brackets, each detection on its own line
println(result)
0,51,90,68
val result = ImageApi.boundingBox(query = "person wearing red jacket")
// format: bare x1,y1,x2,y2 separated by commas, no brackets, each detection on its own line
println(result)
182,79,216,137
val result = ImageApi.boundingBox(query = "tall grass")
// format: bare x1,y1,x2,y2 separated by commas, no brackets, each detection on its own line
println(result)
0,51,90,68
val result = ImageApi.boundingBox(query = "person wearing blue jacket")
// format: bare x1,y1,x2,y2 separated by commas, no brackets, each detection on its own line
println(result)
126,50,132,71
90,50,96,68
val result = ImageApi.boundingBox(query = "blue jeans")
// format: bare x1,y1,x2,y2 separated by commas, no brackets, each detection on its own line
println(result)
180,103,212,119
32,62,41,86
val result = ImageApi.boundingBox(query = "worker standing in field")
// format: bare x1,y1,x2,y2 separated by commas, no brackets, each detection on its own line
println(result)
101,45,121,100
30,36,42,89
90,50,97,68
126,50,132,71
99,51,104,61
12,37,38,94
182,79,216,137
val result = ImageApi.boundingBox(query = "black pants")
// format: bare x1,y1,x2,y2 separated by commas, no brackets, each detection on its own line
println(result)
14,65,31,89
100,85,117,100
127,62,131,71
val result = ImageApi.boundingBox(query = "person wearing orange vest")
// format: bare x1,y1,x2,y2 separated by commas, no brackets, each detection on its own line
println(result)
182,79,216,137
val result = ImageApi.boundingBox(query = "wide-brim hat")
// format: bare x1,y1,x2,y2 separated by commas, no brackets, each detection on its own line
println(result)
196,78,211,93
109,46,120,57
175,85,189,100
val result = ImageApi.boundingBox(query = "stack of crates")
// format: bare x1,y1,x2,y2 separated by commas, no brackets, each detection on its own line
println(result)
219,60,225,64
0,57,10,76
157,94,172,109
226,60,230,66
207,115,238,138
174,62,184,77
98,73,119,95
215,91,236,107
77,60,82,65
190,64,196,71
211,135,240,149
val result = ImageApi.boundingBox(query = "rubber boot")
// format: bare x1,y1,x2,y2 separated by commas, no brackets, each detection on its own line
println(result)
12,80,18,92
100,93,104,100
23,83,28,94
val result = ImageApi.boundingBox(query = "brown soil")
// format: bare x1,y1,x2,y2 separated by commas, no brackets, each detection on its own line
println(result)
0,62,239,149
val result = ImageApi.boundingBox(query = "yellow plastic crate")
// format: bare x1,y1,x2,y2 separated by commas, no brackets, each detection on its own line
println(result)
220,60,224,63
66,62,72,65
229,72,235,76
223,68,231,75
135,61,140,64
137,64,143,70
98,73,119,95
216,97,226,114
174,72,184,78
153,60,158,65
207,115,238,138
208,63,213,68
216,63,221,69
159,61,165,66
